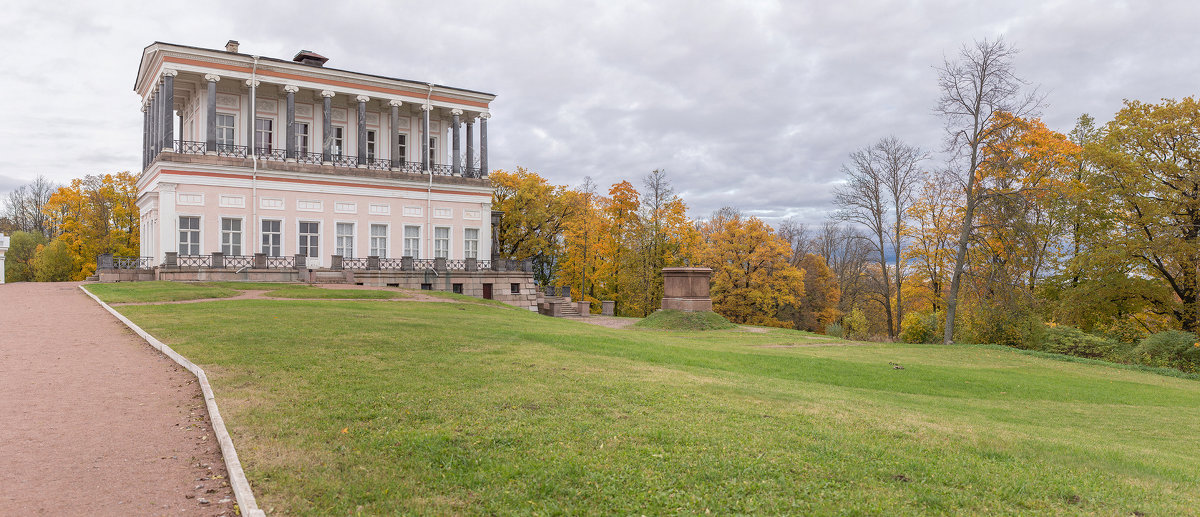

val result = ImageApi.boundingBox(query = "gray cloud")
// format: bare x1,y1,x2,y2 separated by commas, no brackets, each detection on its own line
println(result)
1,0,1197,225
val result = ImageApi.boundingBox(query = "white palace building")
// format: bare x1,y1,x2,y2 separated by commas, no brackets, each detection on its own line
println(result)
121,40,539,308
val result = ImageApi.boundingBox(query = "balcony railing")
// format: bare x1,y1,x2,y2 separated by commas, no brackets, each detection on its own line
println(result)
163,141,486,177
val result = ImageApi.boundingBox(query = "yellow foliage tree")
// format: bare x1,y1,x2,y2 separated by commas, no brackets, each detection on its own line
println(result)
42,172,139,279
699,208,805,328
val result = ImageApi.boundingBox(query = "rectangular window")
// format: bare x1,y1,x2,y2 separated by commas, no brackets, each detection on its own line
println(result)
221,218,242,255
333,127,345,157
370,224,387,258
396,133,407,163
452,283,463,294
403,226,420,258
434,227,450,259
255,118,273,151
511,283,521,294
178,216,200,255
463,228,479,259
299,221,319,258
296,122,310,154
428,136,438,164
216,114,235,147
336,222,355,258
366,130,377,160
262,220,282,257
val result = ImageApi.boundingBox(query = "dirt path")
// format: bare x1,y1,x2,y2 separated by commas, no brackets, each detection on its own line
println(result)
0,282,235,516
566,315,641,329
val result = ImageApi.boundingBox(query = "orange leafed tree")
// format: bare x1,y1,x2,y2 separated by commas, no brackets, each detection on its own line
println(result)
699,208,805,328
42,172,140,279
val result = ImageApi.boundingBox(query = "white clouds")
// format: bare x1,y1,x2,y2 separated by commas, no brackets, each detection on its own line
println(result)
0,0,1196,227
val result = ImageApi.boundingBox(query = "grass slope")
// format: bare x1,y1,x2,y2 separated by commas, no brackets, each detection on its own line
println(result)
634,309,737,330
96,287,1200,516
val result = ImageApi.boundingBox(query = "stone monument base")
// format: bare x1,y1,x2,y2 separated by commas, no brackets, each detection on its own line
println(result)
660,267,713,313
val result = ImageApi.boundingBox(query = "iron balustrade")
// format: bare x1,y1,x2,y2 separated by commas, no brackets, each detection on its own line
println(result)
215,143,249,158
296,151,324,165
255,147,287,161
343,258,370,270
162,141,487,179
412,259,436,270
175,140,207,154
224,255,254,268
478,260,491,270
445,259,467,270
379,258,405,269
113,256,152,269
265,255,295,269
176,255,213,267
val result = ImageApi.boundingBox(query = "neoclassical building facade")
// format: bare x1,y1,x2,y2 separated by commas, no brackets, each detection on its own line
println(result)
135,40,495,269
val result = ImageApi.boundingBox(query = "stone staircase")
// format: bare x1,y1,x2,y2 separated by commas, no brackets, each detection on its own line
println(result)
542,295,581,317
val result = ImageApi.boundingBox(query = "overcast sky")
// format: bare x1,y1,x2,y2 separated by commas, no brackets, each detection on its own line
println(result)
1,0,1197,226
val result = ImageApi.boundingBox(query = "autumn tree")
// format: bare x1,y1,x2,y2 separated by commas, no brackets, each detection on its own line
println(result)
1087,97,1200,331
3,230,47,282
935,37,1042,344
903,169,961,311
700,208,805,328
42,172,140,279
490,167,579,284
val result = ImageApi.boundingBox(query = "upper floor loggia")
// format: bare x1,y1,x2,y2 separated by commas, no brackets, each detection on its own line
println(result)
136,40,495,180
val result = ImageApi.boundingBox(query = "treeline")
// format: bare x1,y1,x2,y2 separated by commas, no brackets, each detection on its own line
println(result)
2,172,139,281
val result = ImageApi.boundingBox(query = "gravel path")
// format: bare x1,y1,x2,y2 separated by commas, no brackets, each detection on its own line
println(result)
0,282,235,516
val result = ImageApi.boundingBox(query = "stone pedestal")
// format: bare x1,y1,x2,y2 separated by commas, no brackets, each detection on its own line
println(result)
577,300,591,317
660,267,713,312
601,300,615,316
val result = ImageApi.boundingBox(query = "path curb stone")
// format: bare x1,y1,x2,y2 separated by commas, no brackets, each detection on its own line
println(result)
79,285,266,517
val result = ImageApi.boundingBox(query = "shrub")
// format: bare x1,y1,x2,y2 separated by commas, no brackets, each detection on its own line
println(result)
900,311,940,344
1032,326,1126,360
4,231,46,282
824,322,843,338
32,240,77,282
843,308,869,340
1134,331,1200,373
963,302,1041,348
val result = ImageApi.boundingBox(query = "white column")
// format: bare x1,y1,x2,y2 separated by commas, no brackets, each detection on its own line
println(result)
479,203,491,265
0,233,9,284
158,183,177,261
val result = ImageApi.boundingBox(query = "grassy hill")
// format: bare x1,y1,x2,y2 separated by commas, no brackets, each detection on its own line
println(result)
92,285,1200,516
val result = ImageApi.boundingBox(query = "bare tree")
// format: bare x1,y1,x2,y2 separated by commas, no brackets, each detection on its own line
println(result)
815,221,872,315
2,175,58,237
777,217,812,266
834,137,925,339
935,37,1042,345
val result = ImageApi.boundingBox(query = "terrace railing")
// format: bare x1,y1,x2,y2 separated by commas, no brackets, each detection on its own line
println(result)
224,255,255,269
165,141,486,178
265,255,295,269
342,258,370,270
177,255,213,268
113,256,152,269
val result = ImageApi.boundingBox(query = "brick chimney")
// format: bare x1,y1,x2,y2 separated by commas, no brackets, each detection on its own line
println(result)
225,40,240,53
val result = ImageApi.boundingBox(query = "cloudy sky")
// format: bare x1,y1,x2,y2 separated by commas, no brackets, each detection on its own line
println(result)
1,0,1197,226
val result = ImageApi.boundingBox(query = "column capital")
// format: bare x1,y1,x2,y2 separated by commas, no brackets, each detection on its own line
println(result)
450,108,464,116
283,84,300,93
355,95,371,103
161,68,179,78
245,79,261,88
204,73,221,83
479,111,491,119
388,99,403,108
420,103,433,111
320,90,336,98
141,100,150,112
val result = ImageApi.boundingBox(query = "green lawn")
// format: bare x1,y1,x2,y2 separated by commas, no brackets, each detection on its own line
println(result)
89,285,1200,516
85,280,241,303
263,287,406,299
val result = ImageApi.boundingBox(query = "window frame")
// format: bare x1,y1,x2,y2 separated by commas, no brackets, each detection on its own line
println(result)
298,220,321,259
463,227,480,260
216,113,236,147
369,223,389,258
220,216,244,256
254,117,274,152
335,221,356,259
403,225,421,258
178,215,202,255
434,226,451,259
262,219,283,257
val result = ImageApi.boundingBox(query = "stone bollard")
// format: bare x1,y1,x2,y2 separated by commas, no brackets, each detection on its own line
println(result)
330,255,343,270
164,252,178,267
211,252,224,269
97,253,114,271
577,300,591,317
601,301,615,316
434,257,447,272
294,254,307,270
254,253,267,269
368,255,380,270
465,257,477,272
401,256,414,271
